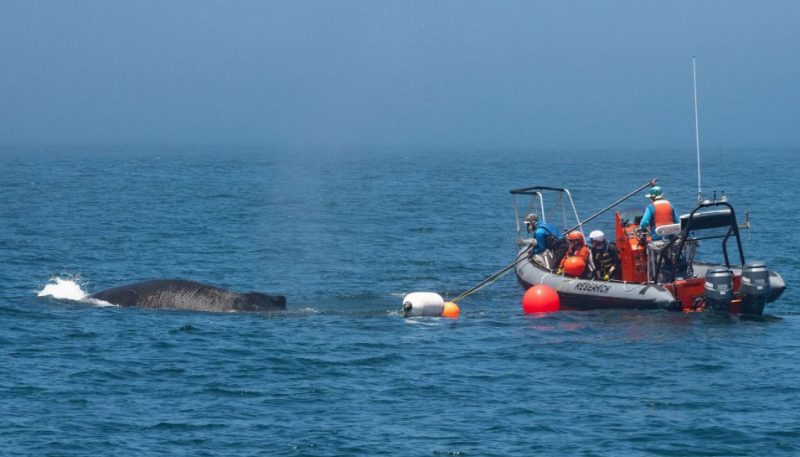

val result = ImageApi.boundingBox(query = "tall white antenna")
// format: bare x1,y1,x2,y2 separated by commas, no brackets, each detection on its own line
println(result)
692,56,703,203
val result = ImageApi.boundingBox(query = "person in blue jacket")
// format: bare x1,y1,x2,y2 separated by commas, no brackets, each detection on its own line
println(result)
639,186,679,240
524,213,561,255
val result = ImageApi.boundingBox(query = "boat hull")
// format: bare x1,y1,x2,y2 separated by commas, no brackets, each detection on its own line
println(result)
515,250,680,311
514,250,786,312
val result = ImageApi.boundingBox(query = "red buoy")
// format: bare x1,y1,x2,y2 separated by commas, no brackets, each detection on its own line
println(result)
563,256,586,277
522,284,560,314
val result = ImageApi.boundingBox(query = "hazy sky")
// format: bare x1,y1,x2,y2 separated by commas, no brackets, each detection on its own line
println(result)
1,1,797,150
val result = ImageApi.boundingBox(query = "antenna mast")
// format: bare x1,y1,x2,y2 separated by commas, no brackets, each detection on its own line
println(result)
692,56,703,203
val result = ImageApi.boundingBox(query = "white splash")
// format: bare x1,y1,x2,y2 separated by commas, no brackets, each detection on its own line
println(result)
37,277,88,301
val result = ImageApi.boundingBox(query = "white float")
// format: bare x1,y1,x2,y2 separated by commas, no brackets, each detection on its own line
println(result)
402,292,445,317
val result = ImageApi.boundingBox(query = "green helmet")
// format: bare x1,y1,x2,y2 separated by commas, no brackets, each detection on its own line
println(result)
647,186,663,199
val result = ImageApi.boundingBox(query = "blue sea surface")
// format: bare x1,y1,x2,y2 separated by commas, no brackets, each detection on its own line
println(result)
1,146,799,456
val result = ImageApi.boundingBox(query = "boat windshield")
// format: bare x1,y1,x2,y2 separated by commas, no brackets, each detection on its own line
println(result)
618,207,644,227
510,186,583,244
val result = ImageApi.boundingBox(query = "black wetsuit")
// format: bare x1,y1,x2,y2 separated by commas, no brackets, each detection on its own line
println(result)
592,242,620,280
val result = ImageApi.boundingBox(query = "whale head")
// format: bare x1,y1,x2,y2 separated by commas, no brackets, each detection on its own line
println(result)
236,291,287,311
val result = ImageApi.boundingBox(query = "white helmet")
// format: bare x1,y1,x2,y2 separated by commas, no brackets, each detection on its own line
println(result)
589,230,605,242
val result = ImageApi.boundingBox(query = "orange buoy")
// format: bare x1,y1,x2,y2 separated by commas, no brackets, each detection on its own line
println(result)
522,284,560,314
563,256,586,277
442,301,460,319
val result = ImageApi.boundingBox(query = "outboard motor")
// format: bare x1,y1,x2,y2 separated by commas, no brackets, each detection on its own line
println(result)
740,261,771,315
704,267,733,312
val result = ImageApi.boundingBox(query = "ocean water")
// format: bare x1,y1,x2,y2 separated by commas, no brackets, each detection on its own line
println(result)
1,146,799,456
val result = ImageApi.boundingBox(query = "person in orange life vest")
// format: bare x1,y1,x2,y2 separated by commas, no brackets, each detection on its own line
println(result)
557,231,591,276
639,186,679,240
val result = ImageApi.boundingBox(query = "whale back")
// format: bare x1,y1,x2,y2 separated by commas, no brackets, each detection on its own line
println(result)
90,279,286,312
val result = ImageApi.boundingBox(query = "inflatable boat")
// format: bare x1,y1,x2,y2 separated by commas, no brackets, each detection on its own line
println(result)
511,185,785,315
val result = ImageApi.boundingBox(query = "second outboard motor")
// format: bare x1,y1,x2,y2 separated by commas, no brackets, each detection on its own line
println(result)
704,267,733,312
740,261,771,315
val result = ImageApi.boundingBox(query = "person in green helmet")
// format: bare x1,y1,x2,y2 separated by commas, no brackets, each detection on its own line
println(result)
639,186,679,240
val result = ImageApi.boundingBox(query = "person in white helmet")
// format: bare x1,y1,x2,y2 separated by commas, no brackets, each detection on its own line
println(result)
589,230,619,281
